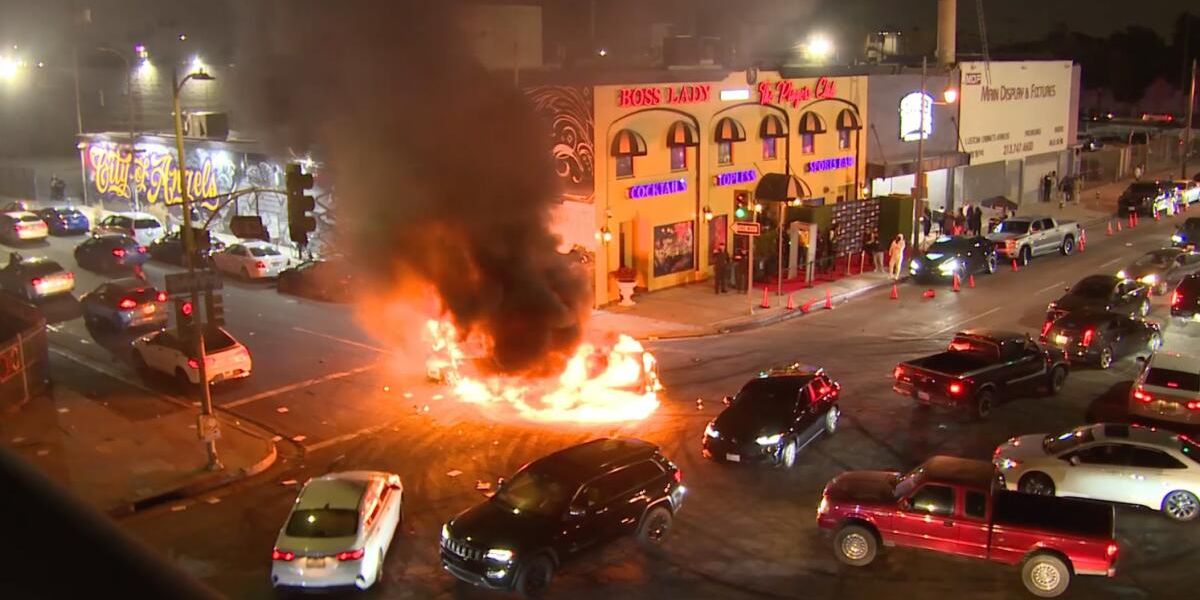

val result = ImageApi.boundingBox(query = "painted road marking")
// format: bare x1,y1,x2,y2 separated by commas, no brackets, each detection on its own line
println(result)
926,307,1002,339
1035,281,1067,296
49,346,192,408
293,327,391,354
305,422,394,452
1100,256,1123,268
222,364,380,409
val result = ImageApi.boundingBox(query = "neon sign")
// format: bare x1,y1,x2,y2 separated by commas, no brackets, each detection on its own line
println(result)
618,84,712,107
713,169,757,186
805,156,854,173
628,178,687,199
757,77,837,108
87,142,222,209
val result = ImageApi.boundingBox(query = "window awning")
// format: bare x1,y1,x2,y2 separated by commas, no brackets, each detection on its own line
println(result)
666,120,699,147
836,108,862,130
797,111,827,135
866,151,970,180
714,117,747,143
759,114,787,139
610,129,648,157
755,173,812,201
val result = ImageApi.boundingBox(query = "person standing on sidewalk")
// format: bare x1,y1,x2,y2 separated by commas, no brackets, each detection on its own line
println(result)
49,174,65,201
969,205,983,237
865,230,884,272
1134,164,1144,181
888,234,906,280
732,245,747,292
711,243,729,294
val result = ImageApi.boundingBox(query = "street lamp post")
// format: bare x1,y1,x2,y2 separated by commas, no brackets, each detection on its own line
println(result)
97,47,140,211
912,56,958,250
171,66,222,472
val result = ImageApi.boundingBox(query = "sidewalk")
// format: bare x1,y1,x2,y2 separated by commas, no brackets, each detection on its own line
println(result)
592,168,1173,341
0,354,276,517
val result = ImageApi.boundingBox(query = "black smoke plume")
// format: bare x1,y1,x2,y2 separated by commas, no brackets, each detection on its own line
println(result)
235,1,591,374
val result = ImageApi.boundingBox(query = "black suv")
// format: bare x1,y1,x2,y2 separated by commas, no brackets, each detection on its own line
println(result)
440,438,684,598
1118,181,1170,216
1172,273,1200,323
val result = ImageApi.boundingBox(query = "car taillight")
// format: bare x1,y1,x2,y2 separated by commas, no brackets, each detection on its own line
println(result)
64,272,74,279
1172,290,1182,306
336,548,365,561
1106,543,1119,559
673,469,683,483
271,548,295,561
117,298,137,309
948,382,963,395
112,247,127,258
255,260,266,269
893,366,905,379
187,358,200,369
1133,387,1153,403
1188,401,1200,411
30,277,42,287
156,291,167,302
1040,321,1053,338
1081,328,1094,347
138,246,147,254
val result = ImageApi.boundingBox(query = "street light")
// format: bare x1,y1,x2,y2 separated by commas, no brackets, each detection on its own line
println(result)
911,55,959,250
171,66,222,472
96,46,142,211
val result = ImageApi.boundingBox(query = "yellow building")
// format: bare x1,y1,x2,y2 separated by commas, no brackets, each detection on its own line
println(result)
591,71,868,305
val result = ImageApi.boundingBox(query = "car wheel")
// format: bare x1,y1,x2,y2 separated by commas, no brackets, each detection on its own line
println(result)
1149,332,1163,351
833,524,878,567
637,506,674,547
1021,553,1071,598
1047,366,1067,395
985,256,997,274
1019,472,1056,496
779,439,798,469
1162,490,1200,521
1097,346,1114,370
1020,246,1033,266
1059,236,1074,256
1140,299,1151,317
973,389,995,420
514,555,554,599
824,406,840,435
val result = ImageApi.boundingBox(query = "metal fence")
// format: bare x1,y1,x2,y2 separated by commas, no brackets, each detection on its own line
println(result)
0,165,36,200
0,295,49,411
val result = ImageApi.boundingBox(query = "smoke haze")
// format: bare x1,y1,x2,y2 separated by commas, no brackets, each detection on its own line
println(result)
235,0,590,374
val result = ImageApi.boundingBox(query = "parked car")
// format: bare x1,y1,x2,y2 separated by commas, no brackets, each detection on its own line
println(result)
893,330,1069,419
147,229,224,266
1117,248,1200,295
0,200,31,212
0,211,49,244
79,278,168,331
1129,351,1200,426
1040,310,1161,369
211,240,290,279
131,327,253,386
994,423,1200,522
1171,273,1200,322
817,455,1119,598
35,206,90,235
1118,181,1175,217
907,235,998,281
1046,275,1150,323
277,259,355,302
441,438,684,598
986,216,1080,266
270,471,404,592
1169,217,1200,249
1079,134,1103,152
1171,179,1200,205
701,365,840,468
73,234,148,273
94,212,165,246
0,254,74,301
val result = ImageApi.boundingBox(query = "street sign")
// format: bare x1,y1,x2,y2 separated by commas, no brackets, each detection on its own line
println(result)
732,221,762,236
165,270,223,296
197,415,222,442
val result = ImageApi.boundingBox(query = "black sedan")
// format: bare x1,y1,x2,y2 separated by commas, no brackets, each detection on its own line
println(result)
276,259,355,302
1047,275,1150,323
701,365,840,469
1041,310,1161,369
36,207,90,235
908,235,998,282
147,230,223,266
74,234,148,273
0,254,75,301
1117,248,1200,295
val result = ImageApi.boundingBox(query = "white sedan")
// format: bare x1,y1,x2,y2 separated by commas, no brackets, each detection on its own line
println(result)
211,240,290,279
271,471,403,591
994,423,1200,521
131,327,253,385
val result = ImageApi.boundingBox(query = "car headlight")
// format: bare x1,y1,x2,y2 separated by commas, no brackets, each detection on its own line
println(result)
485,548,514,562
910,259,921,271
937,258,959,273
996,458,1021,471
1116,270,1127,279
755,433,783,446
441,524,450,542
1172,234,1184,243
704,422,719,439
1140,274,1158,285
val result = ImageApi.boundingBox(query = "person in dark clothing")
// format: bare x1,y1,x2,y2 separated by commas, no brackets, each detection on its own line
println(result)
732,246,747,292
49,175,65,201
865,230,883,272
711,243,730,294
969,205,983,237
822,227,838,274
921,207,933,240
1041,173,1053,202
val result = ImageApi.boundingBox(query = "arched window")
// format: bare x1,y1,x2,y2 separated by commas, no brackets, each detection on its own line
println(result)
714,117,746,166
610,129,647,178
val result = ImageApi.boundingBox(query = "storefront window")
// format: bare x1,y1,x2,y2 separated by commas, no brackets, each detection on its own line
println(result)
838,130,851,150
801,134,815,154
670,146,687,171
616,155,634,178
762,138,777,160
717,142,733,165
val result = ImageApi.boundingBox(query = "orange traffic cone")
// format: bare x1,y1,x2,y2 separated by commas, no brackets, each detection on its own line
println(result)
801,299,814,313
785,293,796,311
1079,230,1086,252
923,288,936,299
890,283,899,300
952,273,961,292
1155,210,1161,222
824,288,834,309
1106,221,1113,236
1117,219,1123,232
760,287,770,309
1129,213,1136,229
968,274,976,288
1012,258,1020,272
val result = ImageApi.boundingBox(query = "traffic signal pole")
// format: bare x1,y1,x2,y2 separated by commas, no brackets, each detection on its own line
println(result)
172,67,222,472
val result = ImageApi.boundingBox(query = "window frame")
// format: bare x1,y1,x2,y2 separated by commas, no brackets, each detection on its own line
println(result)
615,155,634,179
837,129,851,150
669,145,688,171
801,133,815,155
762,138,778,160
906,483,956,517
964,489,988,520
717,141,733,166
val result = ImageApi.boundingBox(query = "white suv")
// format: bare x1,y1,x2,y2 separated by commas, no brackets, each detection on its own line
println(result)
96,212,164,246
1130,351,1200,425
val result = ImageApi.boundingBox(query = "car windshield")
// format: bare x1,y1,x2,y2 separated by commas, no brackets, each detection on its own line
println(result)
134,219,159,229
926,240,964,254
21,261,65,277
892,468,924,498
1070,278,1114,297
18,214,41,223
1181,437,1200,467
994,221,1030,234
1128,183,1160,195
733,378,801,416
1132,253,1174,267
202,329,239,352
249,245,281,257
115,285,161,303
1044,427,1096,454
493,467,571,516
1145,368,1200,392
284,508,358,538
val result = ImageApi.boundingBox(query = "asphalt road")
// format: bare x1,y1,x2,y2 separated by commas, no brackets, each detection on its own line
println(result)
9,214,1200,600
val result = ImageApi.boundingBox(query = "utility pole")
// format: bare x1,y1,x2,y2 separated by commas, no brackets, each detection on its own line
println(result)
73,45,89,206
1183,59,1196,181
913,56,928,250
97,47,139,211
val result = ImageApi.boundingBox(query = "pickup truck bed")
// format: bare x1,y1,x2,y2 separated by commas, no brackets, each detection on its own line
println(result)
904,351,994,376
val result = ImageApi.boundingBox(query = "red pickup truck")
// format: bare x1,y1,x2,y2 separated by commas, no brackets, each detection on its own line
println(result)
816,456,1118,598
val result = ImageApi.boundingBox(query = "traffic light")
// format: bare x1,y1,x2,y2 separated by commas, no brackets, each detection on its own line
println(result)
176,298,195,337
734,190,750,219
205,290,225,327
286,163,317,247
